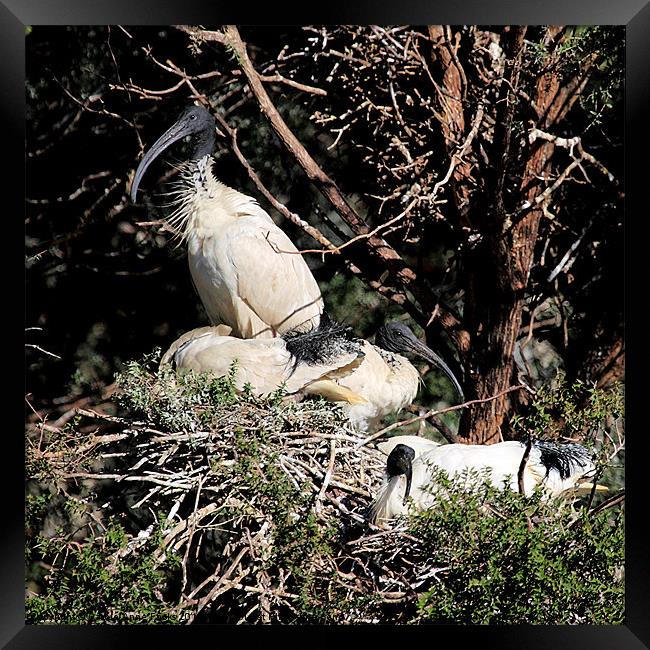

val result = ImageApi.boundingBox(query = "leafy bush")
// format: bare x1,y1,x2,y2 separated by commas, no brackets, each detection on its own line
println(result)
25,356,624,624
407,474,624,624
26,518,181,624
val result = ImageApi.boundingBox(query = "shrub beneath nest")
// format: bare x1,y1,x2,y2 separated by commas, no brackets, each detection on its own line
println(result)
25,352,624,624
368,471,624,624
26,517,182,624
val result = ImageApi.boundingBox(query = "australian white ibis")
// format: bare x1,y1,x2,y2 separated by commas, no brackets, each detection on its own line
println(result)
370,436,607,522
161,316,368,404
336,321,464,431
131,105,323,339
163,316,464,431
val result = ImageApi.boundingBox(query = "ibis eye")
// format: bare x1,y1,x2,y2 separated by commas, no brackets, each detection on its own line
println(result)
190,113,197,120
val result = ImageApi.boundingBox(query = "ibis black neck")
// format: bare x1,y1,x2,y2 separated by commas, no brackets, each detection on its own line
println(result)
191,126,216,161
131,105,218,202
375,322,465,403
386,444,416,505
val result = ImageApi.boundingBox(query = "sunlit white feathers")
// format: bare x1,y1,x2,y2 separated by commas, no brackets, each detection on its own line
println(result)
370,437,605,523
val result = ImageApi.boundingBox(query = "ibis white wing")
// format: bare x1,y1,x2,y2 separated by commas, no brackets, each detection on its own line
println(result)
172,332,298,394
161,325,232,366
336,343,420,430
417,441,532,492
185,193,323,339
226,226,324,337
377,435,441,458
169,328,364,397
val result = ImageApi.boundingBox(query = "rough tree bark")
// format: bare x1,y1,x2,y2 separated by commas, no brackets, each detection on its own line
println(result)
427,25,475,224
457,27,600,443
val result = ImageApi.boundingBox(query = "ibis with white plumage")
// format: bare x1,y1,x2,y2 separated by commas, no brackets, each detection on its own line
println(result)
334,321,464,431
369,436,607,523
163,316,464,431
131,105,323,339
161,317,368,405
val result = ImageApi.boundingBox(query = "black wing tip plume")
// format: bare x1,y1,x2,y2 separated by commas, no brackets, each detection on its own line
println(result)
283,312,362,368
313,310,353,337
533,439,593,479
317,310,335,329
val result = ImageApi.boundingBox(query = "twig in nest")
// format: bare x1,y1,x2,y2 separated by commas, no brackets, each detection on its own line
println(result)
360,385,525,447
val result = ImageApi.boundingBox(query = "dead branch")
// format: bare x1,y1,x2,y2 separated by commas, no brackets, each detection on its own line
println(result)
267,198,418,257
258,73,327,96
359,384,527,447
517,438,533,495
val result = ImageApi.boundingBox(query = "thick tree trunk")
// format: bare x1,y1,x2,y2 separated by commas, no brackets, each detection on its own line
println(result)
458,26,595,444
458,27,529,443
427,25,473,222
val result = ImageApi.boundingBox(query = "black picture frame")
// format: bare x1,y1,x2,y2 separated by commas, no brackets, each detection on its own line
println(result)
10,1,649,647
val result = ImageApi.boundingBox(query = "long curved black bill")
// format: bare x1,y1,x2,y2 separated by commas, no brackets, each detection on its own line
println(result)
403,462,413,506
130,119,192,202
410,339,465,403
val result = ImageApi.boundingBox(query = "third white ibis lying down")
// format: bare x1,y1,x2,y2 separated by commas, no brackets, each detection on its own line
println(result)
163,317,464,431
369,436,607,522
131,105,323,339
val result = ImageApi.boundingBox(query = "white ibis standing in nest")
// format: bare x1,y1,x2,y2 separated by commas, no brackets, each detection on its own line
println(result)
131,105,323,339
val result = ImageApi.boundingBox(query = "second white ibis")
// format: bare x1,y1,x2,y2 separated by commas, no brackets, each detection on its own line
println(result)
161,317,368,405
164,317,464,431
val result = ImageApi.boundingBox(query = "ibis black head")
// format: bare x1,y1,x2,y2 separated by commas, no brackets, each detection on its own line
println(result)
130,105,217,202
386,443,416,505
375,322,465,403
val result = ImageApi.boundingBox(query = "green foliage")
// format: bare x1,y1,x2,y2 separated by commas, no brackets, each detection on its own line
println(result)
26,519,181,624
115,349,244,432
27,352,624,624
26,492,52,523
25,25,625,625
227,429,341,622
25,492,54,567
511,372,624,441
565,27,624,129
406,472,624,624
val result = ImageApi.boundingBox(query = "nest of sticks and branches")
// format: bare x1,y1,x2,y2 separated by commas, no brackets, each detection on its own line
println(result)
26,351,625,624
28,352,438,623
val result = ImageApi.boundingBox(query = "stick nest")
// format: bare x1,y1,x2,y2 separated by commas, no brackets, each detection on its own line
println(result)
31,351,431,623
